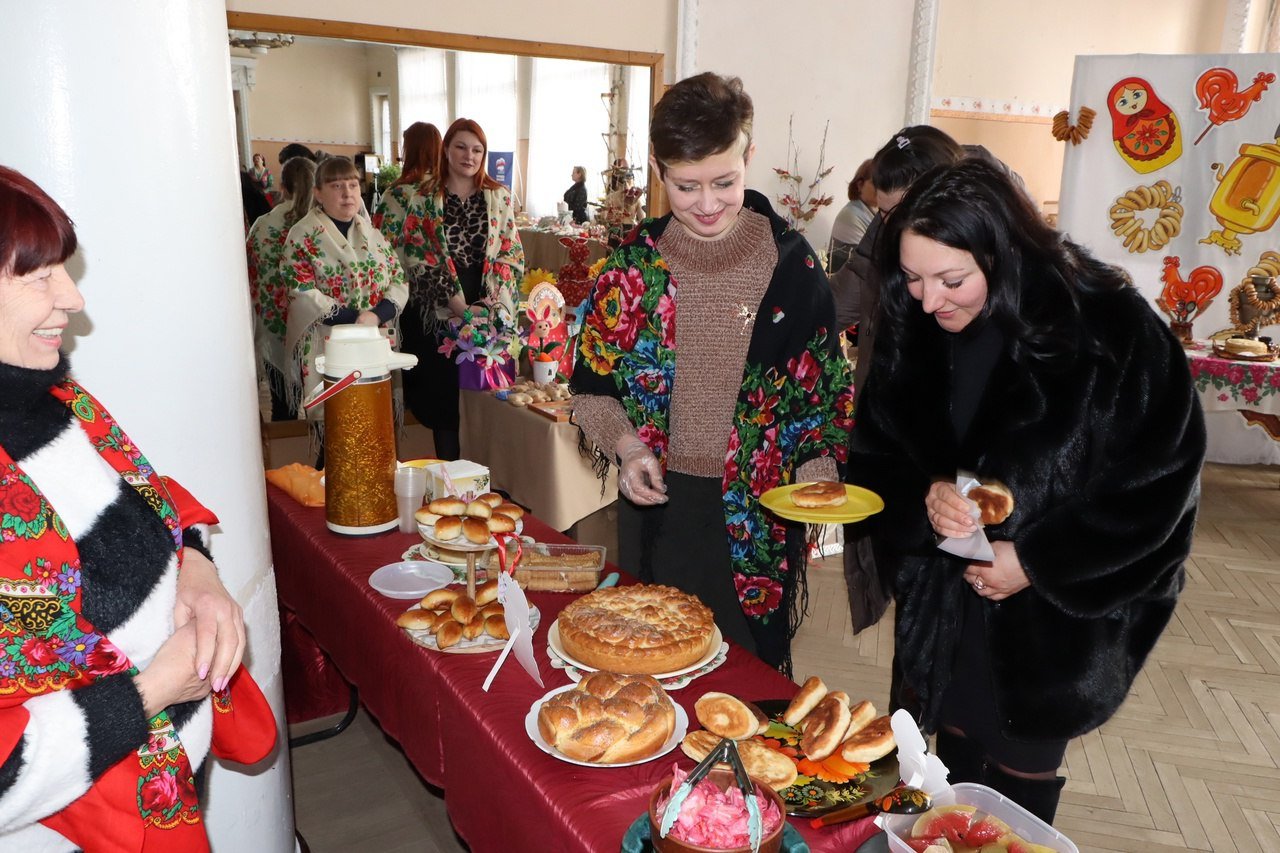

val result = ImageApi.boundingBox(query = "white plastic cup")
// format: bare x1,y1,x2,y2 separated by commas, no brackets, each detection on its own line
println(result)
394,466,427,533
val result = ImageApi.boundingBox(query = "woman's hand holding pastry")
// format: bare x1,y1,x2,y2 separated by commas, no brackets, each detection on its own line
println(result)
925,481,976,538
134,622,214,718
616,434,667,506
174,548,245,693
964,540,1030,602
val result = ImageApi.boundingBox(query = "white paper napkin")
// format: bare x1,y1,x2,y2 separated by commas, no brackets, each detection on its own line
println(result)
482,572,544,691
875,709,953,830
935,470,995,562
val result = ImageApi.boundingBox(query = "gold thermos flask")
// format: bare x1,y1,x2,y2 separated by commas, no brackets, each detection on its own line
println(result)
313,326,417,536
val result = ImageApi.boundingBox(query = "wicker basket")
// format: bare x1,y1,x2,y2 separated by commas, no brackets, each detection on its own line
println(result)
480,542,605,592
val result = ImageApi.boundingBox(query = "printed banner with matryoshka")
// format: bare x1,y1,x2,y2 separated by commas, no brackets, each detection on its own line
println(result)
1057,53,1280,340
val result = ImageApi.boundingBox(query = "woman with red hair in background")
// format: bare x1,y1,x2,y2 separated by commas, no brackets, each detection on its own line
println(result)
396,118,525,460
0,165,274,850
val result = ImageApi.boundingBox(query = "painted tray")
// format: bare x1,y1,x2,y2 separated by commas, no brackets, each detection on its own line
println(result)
759,483,885,525
752,698,899,818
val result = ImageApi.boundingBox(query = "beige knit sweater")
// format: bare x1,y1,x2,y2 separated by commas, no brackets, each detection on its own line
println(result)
574,210,837,484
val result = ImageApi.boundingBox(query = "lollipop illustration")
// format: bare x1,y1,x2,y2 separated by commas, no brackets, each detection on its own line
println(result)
1107,77,1182,174
1193,67,1275,145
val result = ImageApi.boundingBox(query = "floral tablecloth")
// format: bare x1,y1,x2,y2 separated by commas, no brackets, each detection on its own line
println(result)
1185,340,1280,416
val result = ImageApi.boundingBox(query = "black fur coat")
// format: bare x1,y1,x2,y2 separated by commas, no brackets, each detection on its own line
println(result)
848,285,1206,740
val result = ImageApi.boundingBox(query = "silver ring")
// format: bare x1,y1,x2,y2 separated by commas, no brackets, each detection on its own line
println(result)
973,577,985,591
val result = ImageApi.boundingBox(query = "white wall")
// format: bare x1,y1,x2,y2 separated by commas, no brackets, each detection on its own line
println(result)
244,38,372,147
693,0,917,254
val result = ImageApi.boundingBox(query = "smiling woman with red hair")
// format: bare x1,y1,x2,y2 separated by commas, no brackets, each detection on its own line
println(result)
0,165,274,850
394,117,525,460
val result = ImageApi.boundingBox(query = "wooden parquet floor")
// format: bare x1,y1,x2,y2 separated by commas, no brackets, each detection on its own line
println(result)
292,462,1279,852
794,462,1280,852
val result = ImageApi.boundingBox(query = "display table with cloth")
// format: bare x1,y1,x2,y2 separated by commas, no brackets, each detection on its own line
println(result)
518,226,609,272
267,484,878,852
1185,341,1280,465
459,388,617,531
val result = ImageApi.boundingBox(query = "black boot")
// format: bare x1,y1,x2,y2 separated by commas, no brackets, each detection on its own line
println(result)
984,764,1067,825
933,728,987,784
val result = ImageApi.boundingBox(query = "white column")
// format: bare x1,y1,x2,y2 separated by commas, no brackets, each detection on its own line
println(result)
905,0,941,126
0,4,294,851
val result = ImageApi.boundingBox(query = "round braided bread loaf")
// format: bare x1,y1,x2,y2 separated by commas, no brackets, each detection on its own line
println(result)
557,584,714,674
536,671,675,763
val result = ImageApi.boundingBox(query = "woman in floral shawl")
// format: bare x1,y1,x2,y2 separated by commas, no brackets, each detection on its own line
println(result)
570,74,853,673
373,121,441,277
395,118,524,460
283,156,408,410
246,156,315,421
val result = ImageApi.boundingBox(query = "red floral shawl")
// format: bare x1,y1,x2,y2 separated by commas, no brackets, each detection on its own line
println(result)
0,381,275,851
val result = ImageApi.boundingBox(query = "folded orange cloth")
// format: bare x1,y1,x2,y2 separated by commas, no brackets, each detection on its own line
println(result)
266,463,325,506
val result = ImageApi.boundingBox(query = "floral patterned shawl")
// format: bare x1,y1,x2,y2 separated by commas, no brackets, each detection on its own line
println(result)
246,203,302,383
572,191,854,646
282,207,408,403
395,183,525,321
0,381,275,850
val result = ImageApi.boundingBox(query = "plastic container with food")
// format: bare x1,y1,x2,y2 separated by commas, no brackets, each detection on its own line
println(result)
882,782,1078,853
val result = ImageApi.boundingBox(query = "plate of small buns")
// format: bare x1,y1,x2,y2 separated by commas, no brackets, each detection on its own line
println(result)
415,492,525,550
525,672,687,766
759,482,885,525
395,580,540,654
680,679,899,816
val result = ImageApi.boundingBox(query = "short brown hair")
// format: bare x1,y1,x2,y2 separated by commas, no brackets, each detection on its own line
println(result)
315,156,360,186
650,72,753,173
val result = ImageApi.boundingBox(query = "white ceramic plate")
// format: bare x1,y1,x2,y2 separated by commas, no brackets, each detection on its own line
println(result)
400,603,541,654
545,621,725,679
524,682,688,767
545,641,730,691
368,561,455,599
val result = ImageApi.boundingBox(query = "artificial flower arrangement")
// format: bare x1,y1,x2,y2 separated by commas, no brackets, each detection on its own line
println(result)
437,298,520,389
521,267,557,298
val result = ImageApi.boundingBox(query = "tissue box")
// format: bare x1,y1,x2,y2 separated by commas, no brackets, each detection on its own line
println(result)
883,783,1077,853
425,460,491,503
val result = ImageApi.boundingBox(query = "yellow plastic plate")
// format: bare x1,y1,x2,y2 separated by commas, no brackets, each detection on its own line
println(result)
759,483,885,524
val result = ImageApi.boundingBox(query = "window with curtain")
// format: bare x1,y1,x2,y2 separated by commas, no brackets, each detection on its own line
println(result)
626,66,652,204
454,51,519,157
396,47,448,150
527,58,611,219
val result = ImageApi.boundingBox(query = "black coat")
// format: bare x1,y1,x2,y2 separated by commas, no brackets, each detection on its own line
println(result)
848,285,1205,739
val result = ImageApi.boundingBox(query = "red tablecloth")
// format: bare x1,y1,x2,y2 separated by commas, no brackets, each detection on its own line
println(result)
267,485,877,851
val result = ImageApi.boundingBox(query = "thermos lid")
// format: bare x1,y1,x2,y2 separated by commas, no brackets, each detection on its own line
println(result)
316,325,417,380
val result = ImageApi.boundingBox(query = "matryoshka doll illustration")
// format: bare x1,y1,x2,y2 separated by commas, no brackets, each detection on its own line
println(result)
1108,77,1183,174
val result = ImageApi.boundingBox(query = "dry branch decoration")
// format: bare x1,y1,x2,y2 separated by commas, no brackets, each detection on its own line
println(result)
773,116,834,232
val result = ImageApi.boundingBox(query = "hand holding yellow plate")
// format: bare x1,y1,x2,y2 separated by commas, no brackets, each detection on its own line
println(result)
759,483,884,524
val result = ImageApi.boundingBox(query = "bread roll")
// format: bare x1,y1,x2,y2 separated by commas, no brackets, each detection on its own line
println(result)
478,601,504,618
840,714,895,763
680,730,798,791
484,614,509,639
969,482,1014,525
414,507,442,526
1226,337,1268,355
475,578,500,606
421,587,461,610
451,595,478,624
694,692,769,740
395,608,438,630
843,700,877,739
462,516,491,545
478,492,505,508
782,676,827,726
433,516,462,541
790,481,848,508
800,694,853,761
428,497,467,516
464,500,492,519
537,673,675,764
487,513,516,534
463,613,487,639
494,502,525,520
435,620,463,649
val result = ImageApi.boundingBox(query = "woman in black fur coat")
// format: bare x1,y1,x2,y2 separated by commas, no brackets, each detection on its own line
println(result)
848,159,1205,824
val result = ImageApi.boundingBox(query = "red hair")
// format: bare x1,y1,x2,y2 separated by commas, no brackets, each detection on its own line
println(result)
0,165,77,277
396,122,442,188
437,118,502,193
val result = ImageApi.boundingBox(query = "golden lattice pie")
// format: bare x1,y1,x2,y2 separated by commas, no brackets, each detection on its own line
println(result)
557,584,715,674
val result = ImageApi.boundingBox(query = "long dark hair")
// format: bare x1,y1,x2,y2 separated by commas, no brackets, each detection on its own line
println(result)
877,159,1127,371
870,126,963,195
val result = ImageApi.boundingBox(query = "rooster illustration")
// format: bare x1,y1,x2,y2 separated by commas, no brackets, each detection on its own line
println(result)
1156,256,1223,338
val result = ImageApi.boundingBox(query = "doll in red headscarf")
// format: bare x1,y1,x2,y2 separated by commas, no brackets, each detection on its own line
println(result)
1108,76,1183,174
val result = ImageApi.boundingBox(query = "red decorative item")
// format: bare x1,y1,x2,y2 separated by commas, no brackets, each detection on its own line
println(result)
1194,67,1276,145
1156,256,1224,342
525,281,573,378
556,236,595,309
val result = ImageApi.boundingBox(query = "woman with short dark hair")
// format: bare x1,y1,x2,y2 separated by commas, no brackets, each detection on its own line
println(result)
848,158,1205,823
571,73,853,673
